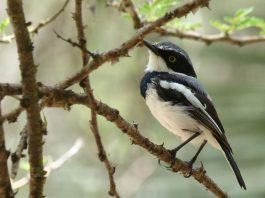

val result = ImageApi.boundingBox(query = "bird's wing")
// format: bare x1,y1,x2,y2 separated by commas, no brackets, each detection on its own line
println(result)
155,74,232,152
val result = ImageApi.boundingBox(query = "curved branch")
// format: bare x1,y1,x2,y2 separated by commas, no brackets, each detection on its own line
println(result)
108,0,142,28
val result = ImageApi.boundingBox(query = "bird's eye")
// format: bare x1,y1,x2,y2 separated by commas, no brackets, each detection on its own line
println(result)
169,56,176,63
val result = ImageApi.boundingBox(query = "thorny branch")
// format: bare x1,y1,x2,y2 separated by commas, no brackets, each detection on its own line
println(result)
0,0,70,44
53,30,98,59
7,0,45,197
110,0,265,46
0,97,14,198
0,83,229,198
74,0,120,197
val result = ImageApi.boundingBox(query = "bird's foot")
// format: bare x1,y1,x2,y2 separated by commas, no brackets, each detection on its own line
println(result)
184,160,194,178
167,148,178,168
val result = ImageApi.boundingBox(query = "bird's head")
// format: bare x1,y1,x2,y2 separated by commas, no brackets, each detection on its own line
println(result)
143,40,197,78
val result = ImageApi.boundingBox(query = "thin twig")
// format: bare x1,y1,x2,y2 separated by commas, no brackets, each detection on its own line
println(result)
11,125,28,179
12,138,83,190
0,0,70,44
0,97,14,198
53,30,98,58
56,0,211,89
7,1,45,197
155,27,265,46
74,0,120,197
0,83,229,197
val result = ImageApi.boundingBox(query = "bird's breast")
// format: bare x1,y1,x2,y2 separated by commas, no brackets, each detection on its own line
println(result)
145,86,198,139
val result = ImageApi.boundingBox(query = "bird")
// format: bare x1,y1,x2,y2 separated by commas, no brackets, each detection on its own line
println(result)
140,40,246,189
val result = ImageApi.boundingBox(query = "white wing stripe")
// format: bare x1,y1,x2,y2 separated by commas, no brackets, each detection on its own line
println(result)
159,80,223,135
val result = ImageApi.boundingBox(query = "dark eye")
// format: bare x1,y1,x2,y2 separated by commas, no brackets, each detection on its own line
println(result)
169,56,176,62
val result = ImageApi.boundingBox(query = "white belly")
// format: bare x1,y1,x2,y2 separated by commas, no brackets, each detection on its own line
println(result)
145,88,220,149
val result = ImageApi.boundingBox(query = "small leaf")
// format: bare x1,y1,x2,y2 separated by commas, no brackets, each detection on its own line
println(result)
211,7,265,35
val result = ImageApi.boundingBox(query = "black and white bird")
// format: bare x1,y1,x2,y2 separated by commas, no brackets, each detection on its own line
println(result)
140,40,246,189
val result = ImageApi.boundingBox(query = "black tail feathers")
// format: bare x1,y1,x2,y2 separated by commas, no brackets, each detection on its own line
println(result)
222,146,246,190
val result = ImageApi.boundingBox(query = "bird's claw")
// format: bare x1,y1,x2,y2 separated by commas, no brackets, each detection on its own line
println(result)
184,161,194,178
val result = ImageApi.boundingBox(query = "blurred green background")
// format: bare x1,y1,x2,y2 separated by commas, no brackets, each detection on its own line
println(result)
1,0,265,197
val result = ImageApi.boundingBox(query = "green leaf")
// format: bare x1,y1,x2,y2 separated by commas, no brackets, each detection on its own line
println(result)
211,7,265,35
0,18,9,34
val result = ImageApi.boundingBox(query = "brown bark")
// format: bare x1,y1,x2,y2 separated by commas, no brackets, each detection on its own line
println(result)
7,0,45,197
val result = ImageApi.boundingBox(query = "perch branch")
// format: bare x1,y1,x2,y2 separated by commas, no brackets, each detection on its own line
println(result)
0,97,14,198
0,0,70,44
0,83,229,197
12,138,83,190
44,88,229,198
7,0,45,197
74,0,120,197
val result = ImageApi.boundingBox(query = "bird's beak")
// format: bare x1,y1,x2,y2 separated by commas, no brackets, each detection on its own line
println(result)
143,40,159,55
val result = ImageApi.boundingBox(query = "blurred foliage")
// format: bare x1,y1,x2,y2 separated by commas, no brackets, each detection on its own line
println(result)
0,18,9,35
212,7,265,35
135,0,180,21
133,0,202,31
132,1,265,34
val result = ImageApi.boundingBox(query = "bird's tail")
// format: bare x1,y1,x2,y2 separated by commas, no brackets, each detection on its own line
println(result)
221,145,246,190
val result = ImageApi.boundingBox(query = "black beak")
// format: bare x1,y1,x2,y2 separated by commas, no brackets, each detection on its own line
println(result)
143,40,159,55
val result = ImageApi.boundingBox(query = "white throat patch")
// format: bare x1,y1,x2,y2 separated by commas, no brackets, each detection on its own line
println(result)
145,51,172,72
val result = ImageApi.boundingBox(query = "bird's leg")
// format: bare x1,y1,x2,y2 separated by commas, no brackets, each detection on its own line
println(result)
184,140,207,178
169,131,200,167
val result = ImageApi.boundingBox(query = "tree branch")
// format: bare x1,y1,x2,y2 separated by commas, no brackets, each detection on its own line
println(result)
7,0,45,197
74,0,120,197
56,0,210,89
0,97,14,198
155,27,265,46
108,0,142,28
1,0,70,44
